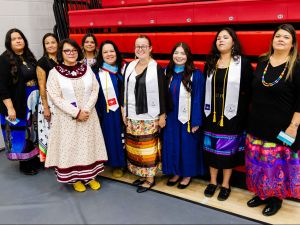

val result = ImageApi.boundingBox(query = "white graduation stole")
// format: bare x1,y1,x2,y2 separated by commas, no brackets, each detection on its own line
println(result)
178,74,193,124
98,68,119,112
124,59,160,118
57,68,93,108
204,56,241,120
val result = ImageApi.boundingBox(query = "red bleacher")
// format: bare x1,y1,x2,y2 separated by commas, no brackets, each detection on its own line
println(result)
70,31,300,56
69,0,300,28
67,0,300,174
101,0,197,8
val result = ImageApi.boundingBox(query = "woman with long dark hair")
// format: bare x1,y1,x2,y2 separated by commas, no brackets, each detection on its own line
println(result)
246,24,300,216
45,39,107,192
81,33,98,73
162,42,206,189
203,27,253,200
37,33,59,162
0,28,40,175
95,40,126,178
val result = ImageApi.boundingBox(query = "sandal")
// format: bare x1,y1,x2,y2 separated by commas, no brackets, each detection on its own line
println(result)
132,178,145,186
136,180,155,193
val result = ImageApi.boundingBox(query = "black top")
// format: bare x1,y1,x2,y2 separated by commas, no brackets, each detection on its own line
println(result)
121,63,168,116
247,59,300,150
0,53,37,119
203,56,253,134
37,56,57,80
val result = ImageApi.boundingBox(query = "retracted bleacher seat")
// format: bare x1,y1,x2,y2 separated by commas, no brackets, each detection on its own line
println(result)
70,31,300,56
69,0,300,28
101,0,198,8
66,0,300,176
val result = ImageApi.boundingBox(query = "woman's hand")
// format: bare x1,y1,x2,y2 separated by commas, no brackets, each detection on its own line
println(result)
285,125,298,139
43,106,51,122
123,116,128,126
77,110,89,122
158,114,166,128
191,126,199,133
7,107,16,121
121,107,127,125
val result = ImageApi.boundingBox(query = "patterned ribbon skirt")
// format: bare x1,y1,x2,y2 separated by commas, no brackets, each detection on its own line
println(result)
245,133,300,200
0,85,39,160
125,119,161,177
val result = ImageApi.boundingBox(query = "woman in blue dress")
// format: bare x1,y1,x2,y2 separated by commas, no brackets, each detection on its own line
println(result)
0,28,40,175
95,40,126,178
162,42,206,189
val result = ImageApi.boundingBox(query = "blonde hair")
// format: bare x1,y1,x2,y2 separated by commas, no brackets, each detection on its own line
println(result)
262,24,299,80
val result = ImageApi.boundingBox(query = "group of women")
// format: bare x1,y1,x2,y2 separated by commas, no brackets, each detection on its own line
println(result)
0,23,299,217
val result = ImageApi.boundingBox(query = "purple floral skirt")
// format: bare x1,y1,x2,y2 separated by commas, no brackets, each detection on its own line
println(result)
245,134,300,200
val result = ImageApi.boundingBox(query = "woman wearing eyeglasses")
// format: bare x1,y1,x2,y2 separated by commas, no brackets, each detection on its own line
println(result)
0,28,40,175
36,33,59,162
121,35,167,193
45,38,107,192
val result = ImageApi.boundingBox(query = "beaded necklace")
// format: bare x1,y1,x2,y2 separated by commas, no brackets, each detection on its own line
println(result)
261,60,288,87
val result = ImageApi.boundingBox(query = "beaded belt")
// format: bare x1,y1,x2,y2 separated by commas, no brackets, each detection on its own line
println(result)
26,80,37,87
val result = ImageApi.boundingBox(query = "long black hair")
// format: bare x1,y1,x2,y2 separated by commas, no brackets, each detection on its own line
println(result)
206,27,242,75
42,33,59,56
57,38,84,64
4,28,36,84
97,40,124,74
81,33,98,57
166,42,195,93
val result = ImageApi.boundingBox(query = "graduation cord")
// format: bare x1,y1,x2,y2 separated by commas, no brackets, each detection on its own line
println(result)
187,90,191,133
212,68,217,123
106,71,109,113
213,62,229,127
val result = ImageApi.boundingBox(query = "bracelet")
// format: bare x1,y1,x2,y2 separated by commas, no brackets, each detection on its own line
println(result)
290,121,299,128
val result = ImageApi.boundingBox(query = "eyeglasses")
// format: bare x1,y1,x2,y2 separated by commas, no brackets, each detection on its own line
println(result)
135,45,149,50
63,49,78,55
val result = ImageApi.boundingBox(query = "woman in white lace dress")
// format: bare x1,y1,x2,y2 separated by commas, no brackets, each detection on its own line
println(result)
45,39,107,192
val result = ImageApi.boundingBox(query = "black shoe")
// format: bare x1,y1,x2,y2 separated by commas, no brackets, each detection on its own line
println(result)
247,196,269,207
19,167,38,175
177,178,192,189
132,178,145,186
217,187,231,201
166,177,181,186
32,156,44,169
136,180,155,193
19,161,38,175
204,184,218,197
262,197,282,216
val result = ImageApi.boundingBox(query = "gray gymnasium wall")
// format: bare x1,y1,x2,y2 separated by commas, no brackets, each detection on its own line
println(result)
0,0,56,59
